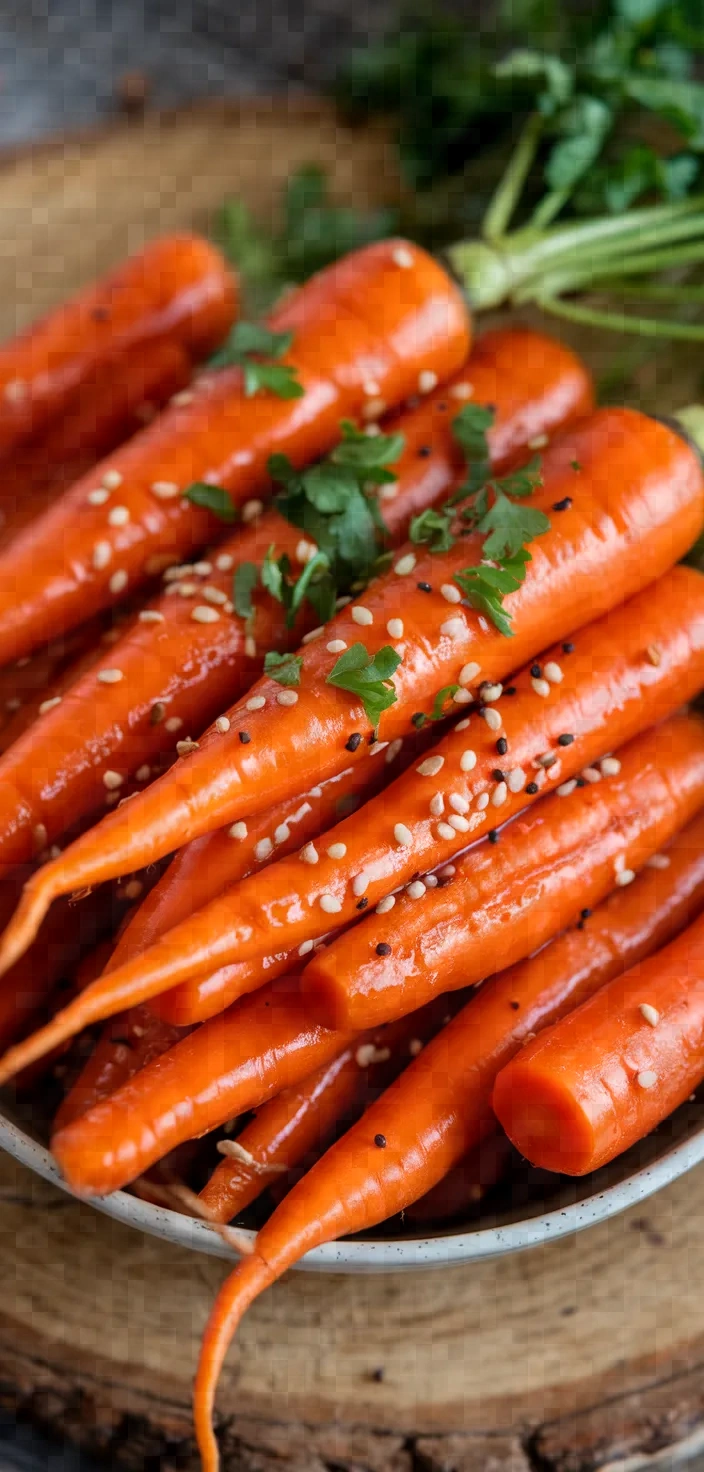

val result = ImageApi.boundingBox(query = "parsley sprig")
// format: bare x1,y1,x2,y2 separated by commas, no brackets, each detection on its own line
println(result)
264,651,304,686
209,322,304,399
326,643,402,726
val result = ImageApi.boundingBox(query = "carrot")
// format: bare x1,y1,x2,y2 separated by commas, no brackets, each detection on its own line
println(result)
405,1133,513,1223
198,996,462,1223
192,801,704,1471
0,241,469,665
0,890,117,1053
104,563,704,1026
0,233,235,457
492,910,704,1176
3,403,698,978
50,974,353,1196
52,1002,185,1131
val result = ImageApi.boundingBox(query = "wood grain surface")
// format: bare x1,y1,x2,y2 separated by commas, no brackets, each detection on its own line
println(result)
0,101,702,1472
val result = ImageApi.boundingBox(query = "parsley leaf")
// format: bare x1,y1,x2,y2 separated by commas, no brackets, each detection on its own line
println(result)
455,549,533,637
409,506,456,553
451,404,494,493
209,322,304,400
233,562,260,620
261,546,336,629
183,482,238,523
264,651,304,686
431,684,460,719
326,642,402,726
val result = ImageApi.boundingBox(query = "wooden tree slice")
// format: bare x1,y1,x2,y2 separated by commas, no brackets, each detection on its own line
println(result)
0,101,703,1471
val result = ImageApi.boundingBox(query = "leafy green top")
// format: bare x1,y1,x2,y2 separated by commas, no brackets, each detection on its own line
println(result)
208,322,303,399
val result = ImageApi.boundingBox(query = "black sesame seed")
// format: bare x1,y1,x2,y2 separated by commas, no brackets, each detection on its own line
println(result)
504,686,517,696
562,641,575,654
530,663,542,679
552,496,572,512
526,781,539,795
411,712,426,729
368,731,377,745
496,737,508,756
374,1133,387,1148
581,908,592,920
356,897,369,910
488,829,499,844
577,919,585,930
346,732,362,752
418,445,432,458
509,1001,520,1011
376,942,392,957
492,768,506,782
558,733,575,747
576,776,586,787
239,730,251,745
417,581,432,593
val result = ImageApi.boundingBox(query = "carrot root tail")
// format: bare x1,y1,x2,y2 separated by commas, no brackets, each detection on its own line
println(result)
0,876,55,979
194,1252,275,1472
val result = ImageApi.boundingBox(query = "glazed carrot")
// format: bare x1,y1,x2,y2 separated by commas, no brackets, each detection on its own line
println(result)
4,403,698,975
405,1133,513,1223
0,892,116,1053
192,802,704,1471
199,996,461,1223
0,233,235,458
99,563,704,1025
51,974,353,1195
493,910,704,1175
53,1002,185,1131
0,241,469,664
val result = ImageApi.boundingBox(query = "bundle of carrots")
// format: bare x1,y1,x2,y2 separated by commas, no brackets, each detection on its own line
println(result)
1,228,704,1472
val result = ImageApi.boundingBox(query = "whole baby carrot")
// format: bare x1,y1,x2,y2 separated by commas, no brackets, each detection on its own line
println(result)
0,241,469,664
2,403,697,975
192,805,704,1472
118,564,704,1024
0,232,236,457
492,911,704,1175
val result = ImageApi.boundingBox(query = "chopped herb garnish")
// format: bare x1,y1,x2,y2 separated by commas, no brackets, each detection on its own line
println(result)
183,482,238,523
261,545,336,629
264,650,304,686
431,684,460,720
209,321,304,400
326,642,402,726
233,561,259,620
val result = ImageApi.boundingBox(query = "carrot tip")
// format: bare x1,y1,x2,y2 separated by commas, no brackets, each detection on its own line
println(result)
0,878,55,980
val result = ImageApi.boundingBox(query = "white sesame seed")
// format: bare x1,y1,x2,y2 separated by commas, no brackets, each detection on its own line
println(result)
302,626,325,645
615,853,626,873
326,842,347,860
135,764,151,782
301,843,319,864
544,661,563,684
215,716,231,734
363,397,387,420
298,938,314,956
450,381,474,400
320,893,342,913
165,716,183,732
528,433,549,450
194,562,213,577
508,767,526,793
92,540,112,570
531,677,551,698
150,480,180,499
177,582,198,597
171,389,194,407
581,766,601,784
192,605,220,624
387,618,404,639
536,752,557,768
476,792,490,811
601,756,621,776
38,696,61,714
369,741,388,756
425,874,439,888
327,639,347,655
244,635,256,658
441,583,461,604
242,499,264,523
203,586,228,606
4,377,26,402
88,487,110,505
97,668,123,684
386,738,403,764
352,605,373,626
418,370,438,394
482,706,502,731
453,688,473,706
102,469,123,489
376,894,396,914
440,616,465,640
123,879,144,901
448,813,470,833
407,880,426,899
449,792,469,815
163,564,190,581
556,779,577,797
255,837,273,861
616,868,636,887
103,770,123,790
336,595,351,609
229,822,247,840
394,823,413,847
460,749,477,773
365,424,381,437
409,1037,423,1056
216,552,234,571
417,755,445,777
245,695,266,712
380,484,397,502
394,553,416,576
32,823,48,849
481,682,503,703
296,539,318,564
430,793,445,817
363,380,380,397
438,864,456,879
352,872,369,897
640,1003,660,1026
492,781,508,807
274,823,291,845
109,570,128,595
176,738,199,756
455,718,471,731
277,689,299,706
392,246,414,268
459,662,481,686
107,505,129,527
637,1070,658,1089
647,853,671,870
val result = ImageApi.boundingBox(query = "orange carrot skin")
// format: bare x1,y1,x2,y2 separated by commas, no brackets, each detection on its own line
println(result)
130,563,704,1017
0,234,235,456
0,242,469,663
53,1002,185,1131
492,910,704,1175
405,1131,512,1223
19,405,700,923
51,975,352,1196
303,714,704,1030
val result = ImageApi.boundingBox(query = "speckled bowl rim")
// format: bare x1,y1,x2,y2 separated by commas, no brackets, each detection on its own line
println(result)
2,1103,703,1271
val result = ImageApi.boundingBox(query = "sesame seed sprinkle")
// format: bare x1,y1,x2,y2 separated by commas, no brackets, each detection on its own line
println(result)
203,586,228,605
301,843,319,864
38,696,62,714
176,738,199,756
394,822,413,847
135,764,151,782
103,770,123,790
387,618,403,639
448,813,470,833
459,662,481,686
298,938,314,956
150,480,180,499
556,779,577,797
376,894,396,914
246,695,266,711
392,246,414,268
394,553,416,576
453,688,473,706
407,880,426,898
327,639,347,654
647,643,662,667
531,677,551,698
640,1003,660,1026
480,682,502,703
165,716,183,732
108,505,129,527
277,689,299,706
97,668,123,684
369,741,388,755
440,583,461,604
352,605,373,626
508,767,526,793
320,893,342,913
418,370,438,393
460,749,477,772
191,605,220,624
92,540,112,570
255,838,273,861
637,1070,658,1089
274,823,291,845
242,499,264,523
455,718,471,732
581,766,601,783
647,853,670,870
352,873,370,897
482,706,502,731
302,626,325,644
215,716,231,734
449,792,469,814
216,553,234,571
601,756,621,776
544,661,563,684
492,781,508,806
244,636,256,658
616,868,636,886
450,381,474,400
441,616,465,640
327,842,347,860
476,792,490,811
386,738,403,763
109,570,128,595
430,793,445,817
363,397,387,420
88,487,110,506
417,755,444,777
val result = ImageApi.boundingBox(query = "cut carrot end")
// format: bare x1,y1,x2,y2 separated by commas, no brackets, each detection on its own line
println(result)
194,1253,275,1472
492,1062,596,1176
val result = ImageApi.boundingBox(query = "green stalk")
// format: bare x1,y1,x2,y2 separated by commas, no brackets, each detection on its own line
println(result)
482,114,543,243
537,294,704,341
515,239,704,300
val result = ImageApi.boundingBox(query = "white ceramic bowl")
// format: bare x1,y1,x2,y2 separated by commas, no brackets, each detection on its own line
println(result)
2,1090,703,1270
